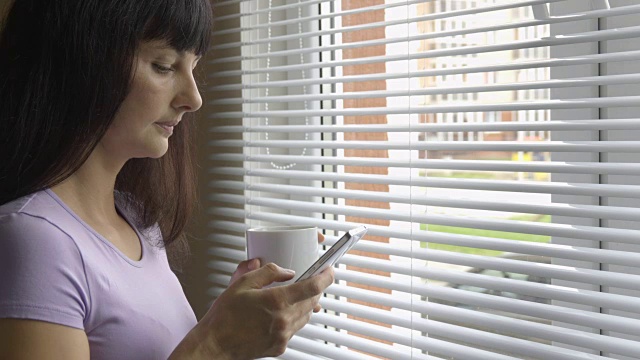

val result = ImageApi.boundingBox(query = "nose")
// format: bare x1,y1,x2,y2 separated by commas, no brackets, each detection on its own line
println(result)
172,71,203,113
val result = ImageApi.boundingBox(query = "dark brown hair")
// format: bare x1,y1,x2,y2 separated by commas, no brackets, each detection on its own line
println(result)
0,0,213,270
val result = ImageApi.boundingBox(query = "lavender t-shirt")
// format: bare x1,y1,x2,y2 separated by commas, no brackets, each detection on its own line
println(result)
0,189,197,359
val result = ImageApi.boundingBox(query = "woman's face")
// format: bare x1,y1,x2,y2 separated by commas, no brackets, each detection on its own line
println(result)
100,40,203,161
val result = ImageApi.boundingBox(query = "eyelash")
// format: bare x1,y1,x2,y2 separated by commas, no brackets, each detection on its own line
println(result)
153,63,174,74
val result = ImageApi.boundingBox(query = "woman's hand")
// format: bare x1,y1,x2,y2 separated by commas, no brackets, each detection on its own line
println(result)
169,231,332,359
188,263,334,359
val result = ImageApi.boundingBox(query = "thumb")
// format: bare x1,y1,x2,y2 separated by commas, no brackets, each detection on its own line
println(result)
242,263,296,289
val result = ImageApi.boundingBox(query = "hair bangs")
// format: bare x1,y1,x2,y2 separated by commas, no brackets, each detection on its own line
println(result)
142,0,212,56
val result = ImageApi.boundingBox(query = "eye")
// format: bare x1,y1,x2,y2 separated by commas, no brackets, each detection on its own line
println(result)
153,63,174,74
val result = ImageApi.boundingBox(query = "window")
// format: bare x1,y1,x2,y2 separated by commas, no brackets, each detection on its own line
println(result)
206,1,640,358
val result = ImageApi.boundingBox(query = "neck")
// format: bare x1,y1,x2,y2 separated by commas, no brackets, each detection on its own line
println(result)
51,144,127,224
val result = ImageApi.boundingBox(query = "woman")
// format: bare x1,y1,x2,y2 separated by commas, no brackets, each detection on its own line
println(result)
0,0,333,359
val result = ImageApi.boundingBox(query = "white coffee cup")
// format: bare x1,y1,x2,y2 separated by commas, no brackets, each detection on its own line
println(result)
246,225,319,287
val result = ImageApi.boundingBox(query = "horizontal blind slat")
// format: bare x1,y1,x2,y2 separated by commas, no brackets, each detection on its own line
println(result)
205,246,640,331
219,5,640,77
311,310,412,352
298,320,520,360
212,268,637,359
212,0,332,23
205,228,640,276
212,180,640,222
286,335,380,360
210,50,640,88
214,4,640,57
330,269,640,336
209,269,640,348
207,206,246,220
218,0,612,51
212,154,640,175
308,313,501,359
212,0,564,37
218,196,640,245
208,226,640,272
216,73,640,101
209,119,640,133
210,0,243,8
214,139,640,153
219,4,620,65
225,0,424,32
316,299,630,359
276,347,328,360
216,26,640,69
325,283,640,355
295,324,414,360
336,252,640,293
209,167,640,198
207,258,640,336
214,96,640,118
208,220,247,233
236,211,640,267
220,210,636,260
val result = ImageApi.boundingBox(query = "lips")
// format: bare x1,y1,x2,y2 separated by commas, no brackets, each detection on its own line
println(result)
154,120,179,135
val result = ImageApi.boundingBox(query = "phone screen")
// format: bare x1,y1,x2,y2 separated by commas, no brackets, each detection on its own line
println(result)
295,225,368,282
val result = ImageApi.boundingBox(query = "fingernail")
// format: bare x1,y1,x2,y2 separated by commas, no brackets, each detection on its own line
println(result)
284,268,296,275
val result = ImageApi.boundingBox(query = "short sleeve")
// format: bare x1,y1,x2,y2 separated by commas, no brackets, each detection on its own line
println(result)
0,213,90,329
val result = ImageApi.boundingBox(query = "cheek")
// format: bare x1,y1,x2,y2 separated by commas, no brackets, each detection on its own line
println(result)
109,105,141,133
106,70,169,138
126,83,167,120
104,99,150,144
112,91,161,130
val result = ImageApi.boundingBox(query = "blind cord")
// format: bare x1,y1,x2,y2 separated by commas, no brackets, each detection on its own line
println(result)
264,0,309,170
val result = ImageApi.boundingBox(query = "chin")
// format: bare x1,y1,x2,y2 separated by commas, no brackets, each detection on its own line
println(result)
141,142,170,159
149,148,170,159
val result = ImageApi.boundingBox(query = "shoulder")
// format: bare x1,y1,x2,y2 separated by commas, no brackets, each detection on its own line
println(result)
0,191,40,216
0,191,83,263
0,212,77,253
1,189,69,225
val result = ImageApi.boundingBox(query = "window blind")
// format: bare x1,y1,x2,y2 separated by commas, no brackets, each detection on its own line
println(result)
206,0,640,359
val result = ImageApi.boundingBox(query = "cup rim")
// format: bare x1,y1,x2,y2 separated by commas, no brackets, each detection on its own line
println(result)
247,225,317,233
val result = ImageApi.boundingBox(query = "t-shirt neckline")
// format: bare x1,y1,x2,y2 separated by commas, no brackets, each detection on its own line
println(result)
44,189,146,268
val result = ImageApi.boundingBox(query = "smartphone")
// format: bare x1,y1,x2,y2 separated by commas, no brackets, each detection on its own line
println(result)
295,225,368,282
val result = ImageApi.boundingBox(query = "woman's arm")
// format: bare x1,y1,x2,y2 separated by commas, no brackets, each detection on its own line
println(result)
169,262,335,360
0,264,332,360
0,214,91,359
0,319,90,360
